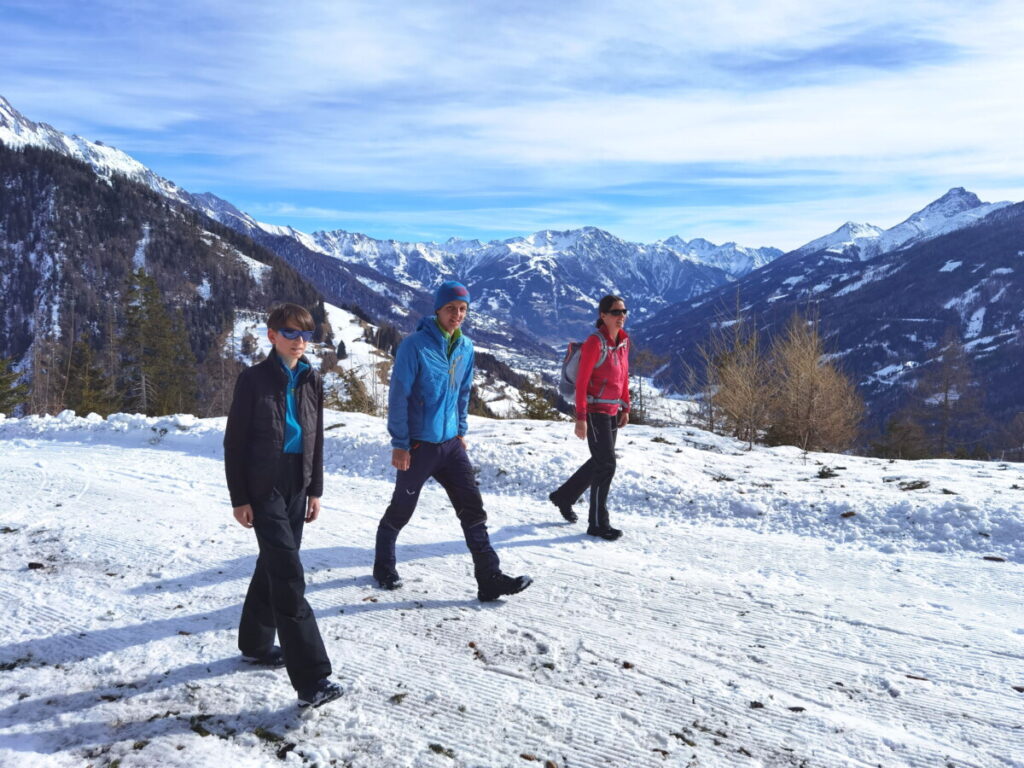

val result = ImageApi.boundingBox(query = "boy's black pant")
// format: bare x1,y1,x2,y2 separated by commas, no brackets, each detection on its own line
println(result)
374,437,500,580
550,412,618,528
239,454,331,691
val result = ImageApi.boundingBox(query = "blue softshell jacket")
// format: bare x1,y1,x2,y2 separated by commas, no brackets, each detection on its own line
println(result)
388,316,474,450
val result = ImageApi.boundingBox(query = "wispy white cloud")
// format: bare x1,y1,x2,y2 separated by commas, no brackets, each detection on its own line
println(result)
2,0,1022,245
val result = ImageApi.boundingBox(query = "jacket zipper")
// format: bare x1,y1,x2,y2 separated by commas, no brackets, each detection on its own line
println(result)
449,354,460,390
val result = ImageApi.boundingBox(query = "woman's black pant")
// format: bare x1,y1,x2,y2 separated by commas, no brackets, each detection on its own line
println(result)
551,412,618,528
238,453,331,691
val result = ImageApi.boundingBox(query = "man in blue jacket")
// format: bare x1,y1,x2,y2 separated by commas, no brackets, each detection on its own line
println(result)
373,281,533,602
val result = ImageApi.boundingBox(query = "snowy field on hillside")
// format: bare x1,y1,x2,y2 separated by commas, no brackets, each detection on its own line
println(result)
1,411,1022,768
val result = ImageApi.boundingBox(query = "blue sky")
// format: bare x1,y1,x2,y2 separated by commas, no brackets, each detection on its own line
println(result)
2,0,1023,250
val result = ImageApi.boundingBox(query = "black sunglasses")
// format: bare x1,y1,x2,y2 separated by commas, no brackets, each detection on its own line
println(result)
278,328,314,341
604,308,628,317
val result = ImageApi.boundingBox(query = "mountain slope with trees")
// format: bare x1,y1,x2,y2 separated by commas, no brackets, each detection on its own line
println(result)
0,143,326,415
638,197,1024,453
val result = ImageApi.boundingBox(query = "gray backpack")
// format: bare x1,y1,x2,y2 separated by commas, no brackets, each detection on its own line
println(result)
558,331,608,401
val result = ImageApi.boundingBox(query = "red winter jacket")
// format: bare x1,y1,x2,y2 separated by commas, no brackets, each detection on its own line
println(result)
575,327,630,418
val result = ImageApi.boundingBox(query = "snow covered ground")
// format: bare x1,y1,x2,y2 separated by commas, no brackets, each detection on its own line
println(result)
1,411,1022,767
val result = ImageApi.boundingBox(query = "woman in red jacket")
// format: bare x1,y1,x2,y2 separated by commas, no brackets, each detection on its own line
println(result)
549,294,630,540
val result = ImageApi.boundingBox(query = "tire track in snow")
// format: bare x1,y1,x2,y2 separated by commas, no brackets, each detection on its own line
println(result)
3,439,1021,767
302,537,1018,768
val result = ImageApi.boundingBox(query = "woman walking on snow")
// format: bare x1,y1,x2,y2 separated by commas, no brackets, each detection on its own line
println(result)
549,294,630,540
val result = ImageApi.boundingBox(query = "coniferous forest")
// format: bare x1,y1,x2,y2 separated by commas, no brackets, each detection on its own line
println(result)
0,143,329,417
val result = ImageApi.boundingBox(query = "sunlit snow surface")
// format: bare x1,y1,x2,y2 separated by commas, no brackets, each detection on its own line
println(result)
1,411,1022,767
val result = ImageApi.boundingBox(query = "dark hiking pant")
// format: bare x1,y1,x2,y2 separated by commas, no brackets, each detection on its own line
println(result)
239,453,331,691
551,412,618,528
375,437,500,580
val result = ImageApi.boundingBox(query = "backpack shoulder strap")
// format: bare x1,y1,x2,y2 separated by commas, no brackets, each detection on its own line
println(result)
589,330,610,368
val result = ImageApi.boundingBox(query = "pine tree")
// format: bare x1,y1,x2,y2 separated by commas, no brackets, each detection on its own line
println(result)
197,327,245,417
629,346,668,427
871,412,930,460
0,356,29,415
518,378,562,421
997,412,1024,462
326,365,376,415
913,328,986,457
121,269,198,415
28,333,67,416
121,271,156,413
102,297,122,408
64,339,119,416
151,308,198,415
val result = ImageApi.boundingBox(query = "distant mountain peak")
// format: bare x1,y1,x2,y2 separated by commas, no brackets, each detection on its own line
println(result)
794,188,1008,260
792,221,884,257
837,221,883,237
905,187,982,222
0,94,191,205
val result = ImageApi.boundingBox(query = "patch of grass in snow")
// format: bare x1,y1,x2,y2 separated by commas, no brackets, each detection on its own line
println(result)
519,756,559,768
428,742,456,758
188,714,215,737
253,726,284,742
898,480,930,491
670,729,697,746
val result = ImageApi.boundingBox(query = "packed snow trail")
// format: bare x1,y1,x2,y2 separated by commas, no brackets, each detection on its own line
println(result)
0,412,1022,767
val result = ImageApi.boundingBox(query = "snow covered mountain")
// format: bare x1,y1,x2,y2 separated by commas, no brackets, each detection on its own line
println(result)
7,93,1021,431
0,95,192,205
307,226,782,342
639,193,1024,435
658,235,779,276
790,221,887,258
188,193,554,359
790,187,1011,260
0,97,553,365
1,95,781,346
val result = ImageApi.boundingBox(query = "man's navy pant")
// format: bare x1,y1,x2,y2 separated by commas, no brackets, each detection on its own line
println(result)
375,437,500,579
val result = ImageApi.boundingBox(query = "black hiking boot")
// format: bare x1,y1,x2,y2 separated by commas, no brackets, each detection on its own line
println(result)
241,645,286,668
549,492,578,523
297,678,344,708
373,567,403,590
586,525,623,541
477,572,533,602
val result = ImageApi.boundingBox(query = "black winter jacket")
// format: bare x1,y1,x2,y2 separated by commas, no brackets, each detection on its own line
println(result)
223,350,324,507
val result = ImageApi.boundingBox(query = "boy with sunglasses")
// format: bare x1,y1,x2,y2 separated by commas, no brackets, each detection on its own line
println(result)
224,303,341,708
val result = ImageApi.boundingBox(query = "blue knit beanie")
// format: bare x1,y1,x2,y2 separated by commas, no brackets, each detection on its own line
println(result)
434,280,471,311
